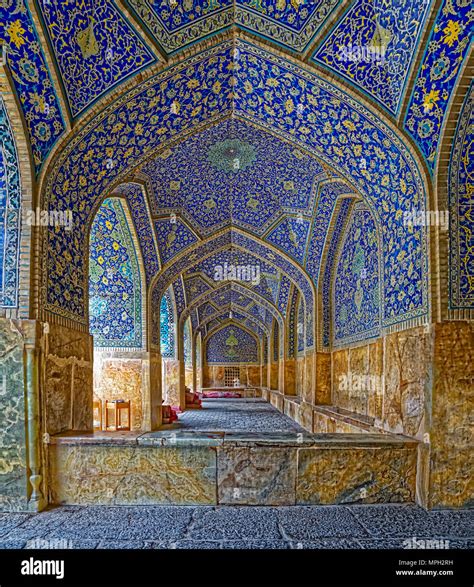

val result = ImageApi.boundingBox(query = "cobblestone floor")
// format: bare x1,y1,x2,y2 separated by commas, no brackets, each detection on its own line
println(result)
177,399,304,433
0,505,471,549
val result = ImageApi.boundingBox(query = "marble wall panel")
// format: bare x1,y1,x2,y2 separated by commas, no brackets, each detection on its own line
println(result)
201,364,262,388
49,445,217,505
368,339,384,423
149,351,162,429
269,390,284,412
0,319,28,510
303,352,314,404
94,354,145,431
163,359,180,406
332,349,348,397
44,359,72,436
72,363,93,431
313,411,331,433
47,437,421,507
202,365,210,388
332,347,349,411
195,365,201,391
284,359,295,395
0,320,26,448
247,366,261,387
315,352,331,404
284,398,299,422
332,344,370,416
270,363,279,390
312,411,368,434
330,330,427,437
217,446,296,505
296,401,313,432
296,356,304,397
382,327,430,438
348,345,369,415
44,324,93,434
297,447,417,504
185,366,193,389
0,446,27,511
429,322,473,508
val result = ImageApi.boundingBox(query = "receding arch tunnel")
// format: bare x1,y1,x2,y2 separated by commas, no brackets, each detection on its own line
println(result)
0,2,472,543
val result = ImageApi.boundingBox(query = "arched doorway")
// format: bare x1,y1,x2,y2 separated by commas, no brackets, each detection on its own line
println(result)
89,197,147,431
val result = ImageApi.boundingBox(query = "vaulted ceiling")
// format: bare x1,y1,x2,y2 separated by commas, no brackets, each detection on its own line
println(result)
140,118,325,239
1,0,472,346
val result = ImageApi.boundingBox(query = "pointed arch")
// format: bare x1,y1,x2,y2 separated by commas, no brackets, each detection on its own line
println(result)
88,197,146,349
159,287,176,359
204,322,260,365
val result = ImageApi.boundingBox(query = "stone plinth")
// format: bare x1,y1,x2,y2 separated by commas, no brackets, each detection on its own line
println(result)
48,432,417,507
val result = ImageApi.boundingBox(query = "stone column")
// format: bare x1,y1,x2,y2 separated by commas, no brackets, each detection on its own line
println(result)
149,349,162,429
192,337,197,392
200,340,205,391
302,349,315,404
24,320,46,512
278,355,285,393
177,329,186,410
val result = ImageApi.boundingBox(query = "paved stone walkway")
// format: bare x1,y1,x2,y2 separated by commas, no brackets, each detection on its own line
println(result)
177,399,304,433
0,505,471,549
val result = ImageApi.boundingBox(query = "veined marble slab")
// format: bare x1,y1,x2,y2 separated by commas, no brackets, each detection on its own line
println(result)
49,445,217,506
297,447,417,505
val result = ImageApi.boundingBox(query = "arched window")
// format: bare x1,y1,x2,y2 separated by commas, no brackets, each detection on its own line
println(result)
333,202,381,346
449,86,474,310
89,198,144,348
273,320,279,362
160,288,176,358
287,287,298,358
206,325,258,364
183,317,192,366
297,295,305,354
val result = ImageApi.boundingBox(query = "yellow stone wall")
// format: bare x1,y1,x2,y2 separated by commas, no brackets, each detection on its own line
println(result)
315,352,331,404
264,322,471,508
202,364,261,388
48,438,417,506
429,321,473,508
296,356,304,397
93,352,147,431
49,444,217,506
43,323,93,435
284,358,295,395
330,328,429,438
163,358,180,406
185,365,193,389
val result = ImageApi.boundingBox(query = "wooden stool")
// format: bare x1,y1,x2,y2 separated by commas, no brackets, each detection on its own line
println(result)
105,400,131,431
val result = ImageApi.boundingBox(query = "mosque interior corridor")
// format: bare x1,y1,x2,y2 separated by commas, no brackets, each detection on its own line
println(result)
0,0,472,567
